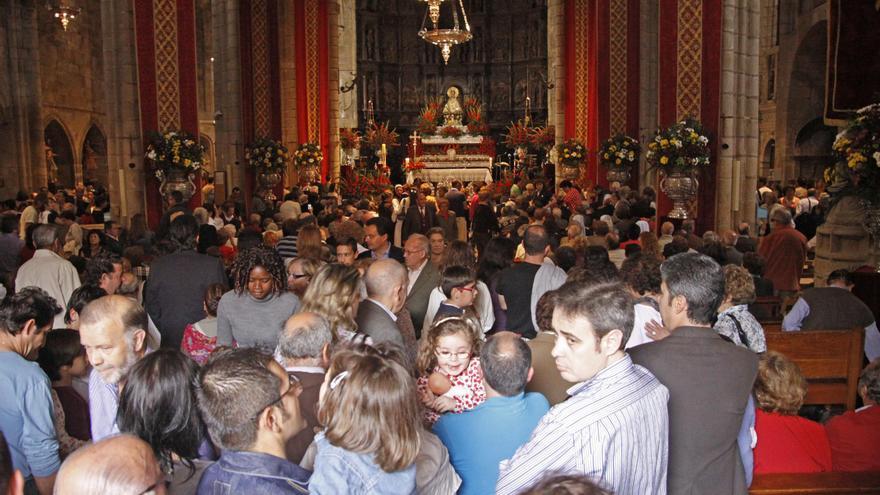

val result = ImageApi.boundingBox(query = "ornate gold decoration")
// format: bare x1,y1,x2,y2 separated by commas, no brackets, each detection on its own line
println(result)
48,3,80,31
304,0,321,143
153,0,181,130
676,0,702,120
609,0,627,134
418,0,472,64
573,0,590,143
252,0,271,138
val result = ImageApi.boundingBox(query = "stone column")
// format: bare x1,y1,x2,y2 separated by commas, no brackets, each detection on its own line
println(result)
547,0,566,155
279,0,298,184
717,0,760,231
638,0,658,188
213,0,244,193
101,0,145,224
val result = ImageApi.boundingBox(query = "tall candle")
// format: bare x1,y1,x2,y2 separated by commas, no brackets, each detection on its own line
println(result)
381,143,386,154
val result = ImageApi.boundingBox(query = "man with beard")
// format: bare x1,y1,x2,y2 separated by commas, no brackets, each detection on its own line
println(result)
79,295,148,441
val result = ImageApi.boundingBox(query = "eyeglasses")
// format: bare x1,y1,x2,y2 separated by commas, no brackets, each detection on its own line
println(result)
436,350,471,360
251,373,301,421
456,285,477,293
288,272,309,280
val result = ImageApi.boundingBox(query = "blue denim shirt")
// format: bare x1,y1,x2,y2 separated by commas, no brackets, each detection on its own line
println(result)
196,449,310,495
309,432,417,494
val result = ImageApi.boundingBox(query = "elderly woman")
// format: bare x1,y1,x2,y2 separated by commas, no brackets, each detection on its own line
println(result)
753,352,832,474
286,256,326,300
714,265,767,353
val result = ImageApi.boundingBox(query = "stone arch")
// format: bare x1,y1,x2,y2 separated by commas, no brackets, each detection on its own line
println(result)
783,20,826,178
43,119,75,188
82,123,108,188
761,139,776,178
793,117,834,181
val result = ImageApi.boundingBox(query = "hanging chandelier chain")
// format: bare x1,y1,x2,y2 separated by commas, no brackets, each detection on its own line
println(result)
457,0,471,32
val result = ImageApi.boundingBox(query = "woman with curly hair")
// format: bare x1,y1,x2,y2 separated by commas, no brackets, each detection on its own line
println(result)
299,263,364,343
619,253,663,349
753,351,832,474
714,264,766,353
216,246,301,351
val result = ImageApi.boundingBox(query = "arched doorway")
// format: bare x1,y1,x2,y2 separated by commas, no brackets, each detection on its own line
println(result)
761,139,776,179
784,21,826,179
82,125,108,188
794,118,834,181
43,120,75,188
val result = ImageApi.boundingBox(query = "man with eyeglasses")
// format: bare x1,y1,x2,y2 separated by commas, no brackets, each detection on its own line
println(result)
196,348,310,494
403,234,441,333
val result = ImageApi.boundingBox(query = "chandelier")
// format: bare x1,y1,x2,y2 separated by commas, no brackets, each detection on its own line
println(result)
418,0,472,65
48,3,81,31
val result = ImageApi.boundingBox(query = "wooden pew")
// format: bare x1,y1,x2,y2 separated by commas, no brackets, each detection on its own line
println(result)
750,471,880,494
751,296,784,323
764,328,865,410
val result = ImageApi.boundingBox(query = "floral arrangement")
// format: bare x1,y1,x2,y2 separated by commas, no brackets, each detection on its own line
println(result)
464,98,489,135
340,174,391,199
405,161,426,172
339,128,361,152
645,117,710,173
417,99,443,135
556,139,587,167
146,130,203,180
439,126,464,139
503,120,533,148
364,121,399,149
600,134,640,170
245,138,289,173
824,104,880,204
293,143,323,169
530,125,556,150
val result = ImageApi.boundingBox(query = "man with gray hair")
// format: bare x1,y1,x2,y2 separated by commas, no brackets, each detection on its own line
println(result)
54,435,166,495
356,258,407,346
79,295,149,441
14,224,80,328
277,312,332,463
758,207,806,296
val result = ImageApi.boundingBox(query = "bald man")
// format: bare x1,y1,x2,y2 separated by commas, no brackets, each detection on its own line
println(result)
356,259,407,346
79,295,149,441
55,435,165,495
434,332,549,495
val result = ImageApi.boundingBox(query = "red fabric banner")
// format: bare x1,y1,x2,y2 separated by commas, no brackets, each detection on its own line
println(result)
825,0,880,124
134,0,201,228
564,0,598,186
293,0,331,183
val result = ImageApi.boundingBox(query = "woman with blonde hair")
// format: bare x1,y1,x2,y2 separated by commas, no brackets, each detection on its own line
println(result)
753,351,832,474
299,263,363,342
309,347,421,493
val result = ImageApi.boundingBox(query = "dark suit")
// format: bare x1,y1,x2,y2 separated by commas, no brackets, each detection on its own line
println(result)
629,326,758,495
144,249,228,348
405,261,441,336
735,236,757,253
402,204,437,241
445,189,467,219
356,299,404,347
285,369,324,464
356,244,405,263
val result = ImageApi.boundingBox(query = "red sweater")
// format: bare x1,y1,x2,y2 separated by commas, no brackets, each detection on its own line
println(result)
753,409,832,474
825,405,880,472
758,226,807,292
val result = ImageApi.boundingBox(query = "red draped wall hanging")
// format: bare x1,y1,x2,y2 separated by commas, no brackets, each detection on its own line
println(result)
656,0,721,233
240,0,283,204
565,0,599,186
134,0,201,228
294,0,331,183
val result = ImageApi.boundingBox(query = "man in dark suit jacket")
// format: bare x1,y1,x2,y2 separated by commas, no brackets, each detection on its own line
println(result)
357,216,405,262
630,252,758,495
445,182,468,219
356,259,407,346
735,222,757,253
144,215,227,348
402,234,441,335
402,193,437,241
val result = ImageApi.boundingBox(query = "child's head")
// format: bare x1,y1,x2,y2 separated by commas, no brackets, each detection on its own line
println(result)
203,283,227,318
318,346,420,473
440,265,477,307
417,316,482,377
37,329,88,381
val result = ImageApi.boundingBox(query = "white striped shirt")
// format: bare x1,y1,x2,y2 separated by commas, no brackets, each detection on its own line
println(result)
496,354,669,495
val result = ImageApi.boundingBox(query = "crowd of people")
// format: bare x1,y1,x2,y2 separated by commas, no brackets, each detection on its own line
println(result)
0,175,878,495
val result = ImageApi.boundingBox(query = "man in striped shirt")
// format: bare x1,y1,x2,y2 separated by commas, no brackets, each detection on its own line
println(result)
496,282,669,495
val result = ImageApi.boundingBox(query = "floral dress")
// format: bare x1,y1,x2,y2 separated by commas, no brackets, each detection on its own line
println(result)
417,357,486,426
714,304,767,353
181,319,218,366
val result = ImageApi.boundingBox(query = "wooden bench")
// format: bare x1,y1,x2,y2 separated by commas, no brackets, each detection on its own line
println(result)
751,296,784,323
764,328,865,410
750,471,880,494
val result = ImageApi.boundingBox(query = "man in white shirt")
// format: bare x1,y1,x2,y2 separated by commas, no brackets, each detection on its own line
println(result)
15,224,80,328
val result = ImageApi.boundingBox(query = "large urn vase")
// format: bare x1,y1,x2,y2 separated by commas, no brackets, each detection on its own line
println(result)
159,167,196,204
660,171,699,220
606,167,631,185
258,170,283,202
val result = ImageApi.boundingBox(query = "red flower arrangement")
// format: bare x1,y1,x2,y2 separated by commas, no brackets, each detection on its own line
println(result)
405,161,426,172
364,121,399,149
340,174,391,198
503,120,533,148
530,125,556,150
417,98,443,135
439,126,464,139
465,98,489,135
339,128,361,152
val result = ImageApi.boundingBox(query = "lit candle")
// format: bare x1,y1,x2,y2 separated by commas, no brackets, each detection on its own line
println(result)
381,143,386,154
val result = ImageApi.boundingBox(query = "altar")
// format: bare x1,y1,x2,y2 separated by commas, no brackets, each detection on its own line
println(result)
409,86,494,184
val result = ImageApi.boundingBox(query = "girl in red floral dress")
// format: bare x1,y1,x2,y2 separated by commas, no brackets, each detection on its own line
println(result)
180,283,226,365
416,316,486,426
